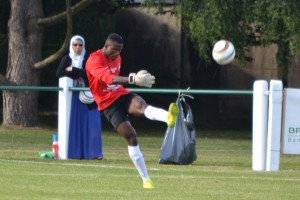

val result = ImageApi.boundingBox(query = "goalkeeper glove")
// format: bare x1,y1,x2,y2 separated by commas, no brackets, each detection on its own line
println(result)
128,70,155,88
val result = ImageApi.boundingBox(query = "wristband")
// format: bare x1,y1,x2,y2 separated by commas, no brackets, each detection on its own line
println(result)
128,73,136,84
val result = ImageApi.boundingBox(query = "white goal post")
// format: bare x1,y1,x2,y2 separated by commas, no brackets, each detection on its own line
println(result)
252,79,300,171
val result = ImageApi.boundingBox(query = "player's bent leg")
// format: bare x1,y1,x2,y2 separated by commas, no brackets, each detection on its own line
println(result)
128,95,148,116
144,105,168,122
167,103,179,128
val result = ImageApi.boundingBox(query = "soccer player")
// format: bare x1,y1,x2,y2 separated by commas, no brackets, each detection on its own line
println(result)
85,33,179,189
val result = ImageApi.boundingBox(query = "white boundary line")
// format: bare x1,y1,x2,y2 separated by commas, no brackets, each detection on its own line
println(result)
0,158,159,171
1,159,300,182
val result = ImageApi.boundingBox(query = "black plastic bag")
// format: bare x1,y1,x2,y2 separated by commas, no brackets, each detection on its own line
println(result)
159,95,197,165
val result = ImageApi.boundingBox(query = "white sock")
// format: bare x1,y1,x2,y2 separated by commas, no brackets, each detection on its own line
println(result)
144,105,168,123
128,145,150,181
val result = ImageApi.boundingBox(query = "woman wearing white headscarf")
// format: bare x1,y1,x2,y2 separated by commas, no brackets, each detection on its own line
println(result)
56,35,103,160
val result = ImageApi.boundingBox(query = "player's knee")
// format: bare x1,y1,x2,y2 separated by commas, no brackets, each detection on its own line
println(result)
127,134,138,146
132,96,147,110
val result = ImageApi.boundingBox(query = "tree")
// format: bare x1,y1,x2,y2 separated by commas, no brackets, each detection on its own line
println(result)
151,0,300,86
250,1,300,86
1,0,97,127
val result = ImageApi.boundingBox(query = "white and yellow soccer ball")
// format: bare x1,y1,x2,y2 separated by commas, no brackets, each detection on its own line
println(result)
212,40,235,65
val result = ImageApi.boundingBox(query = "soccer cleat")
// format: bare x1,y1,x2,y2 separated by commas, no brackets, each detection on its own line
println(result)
167,103,179,128
143,179,154,189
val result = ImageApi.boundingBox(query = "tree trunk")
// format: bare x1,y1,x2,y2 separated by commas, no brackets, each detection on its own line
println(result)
3,0,44,126
276,41,290,88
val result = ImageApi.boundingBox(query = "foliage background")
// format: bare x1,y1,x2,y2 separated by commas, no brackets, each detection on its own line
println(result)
1,0,300,129
39,0,119,111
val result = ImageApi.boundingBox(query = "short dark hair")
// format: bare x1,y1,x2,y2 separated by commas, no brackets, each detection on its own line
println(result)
106,33,123,45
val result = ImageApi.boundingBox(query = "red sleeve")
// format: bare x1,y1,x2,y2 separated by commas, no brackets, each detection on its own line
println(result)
86,52,114,84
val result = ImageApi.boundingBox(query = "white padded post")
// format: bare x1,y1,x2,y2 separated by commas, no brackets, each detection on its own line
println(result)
252,80,268,171
58,77,73,159
266,80,283,171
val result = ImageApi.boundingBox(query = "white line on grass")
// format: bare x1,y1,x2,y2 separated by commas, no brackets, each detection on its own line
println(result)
0,158,160,171
1,159,300,182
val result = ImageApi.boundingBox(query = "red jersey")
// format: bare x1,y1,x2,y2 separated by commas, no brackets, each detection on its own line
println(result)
85,49,130,111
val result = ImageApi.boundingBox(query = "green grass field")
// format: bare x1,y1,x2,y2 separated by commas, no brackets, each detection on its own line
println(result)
1,126,300,200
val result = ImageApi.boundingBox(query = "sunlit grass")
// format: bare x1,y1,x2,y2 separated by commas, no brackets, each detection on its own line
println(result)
0,126,300,200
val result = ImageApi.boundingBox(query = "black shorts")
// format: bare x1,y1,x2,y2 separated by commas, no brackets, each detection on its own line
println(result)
103,93,137,129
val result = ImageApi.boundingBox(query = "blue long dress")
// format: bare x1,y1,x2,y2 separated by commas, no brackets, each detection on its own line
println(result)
56,52,103,160
68,90,103,159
